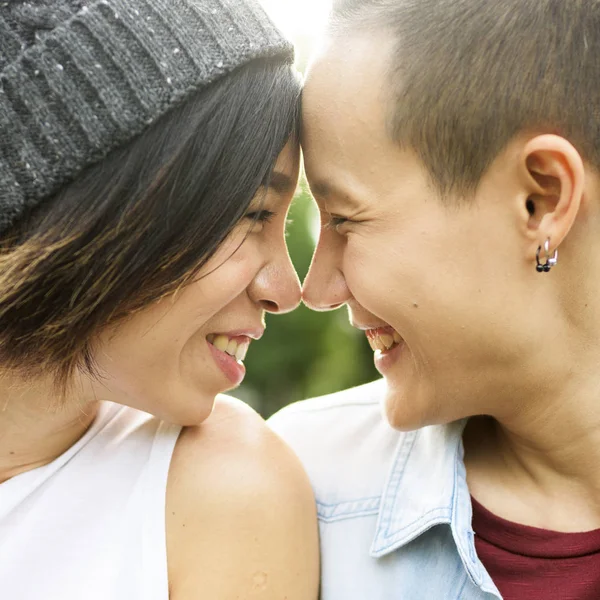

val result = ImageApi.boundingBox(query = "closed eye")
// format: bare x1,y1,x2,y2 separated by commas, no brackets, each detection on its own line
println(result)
325,215,349,231
245,210,276,224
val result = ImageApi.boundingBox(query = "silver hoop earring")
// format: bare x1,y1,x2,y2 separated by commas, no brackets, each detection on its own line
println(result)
536,239,558,273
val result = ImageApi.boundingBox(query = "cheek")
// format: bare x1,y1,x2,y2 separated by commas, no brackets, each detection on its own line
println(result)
343,234,470,359
344,236,413,313
195,248,260,312
91,255,259,383
92,304,184,388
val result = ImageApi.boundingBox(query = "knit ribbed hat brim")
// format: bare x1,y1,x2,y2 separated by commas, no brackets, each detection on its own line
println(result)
0,0,294,234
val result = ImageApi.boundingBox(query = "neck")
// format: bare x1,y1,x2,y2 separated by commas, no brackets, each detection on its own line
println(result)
0,374,98,484
465,360,600,531
465,254,600,531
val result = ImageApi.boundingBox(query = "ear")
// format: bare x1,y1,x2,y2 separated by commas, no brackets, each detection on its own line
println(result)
520,135,585,261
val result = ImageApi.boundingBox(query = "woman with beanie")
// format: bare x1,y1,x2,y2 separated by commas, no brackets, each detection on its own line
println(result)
0,1,318,598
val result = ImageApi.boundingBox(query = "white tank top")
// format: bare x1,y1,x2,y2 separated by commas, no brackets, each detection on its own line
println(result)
0,402,182,600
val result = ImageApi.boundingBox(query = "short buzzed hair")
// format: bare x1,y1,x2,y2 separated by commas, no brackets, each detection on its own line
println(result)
331,0,600,197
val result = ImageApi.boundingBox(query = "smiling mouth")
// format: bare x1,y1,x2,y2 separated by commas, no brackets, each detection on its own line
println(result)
206,334,251,363
365,328,403,353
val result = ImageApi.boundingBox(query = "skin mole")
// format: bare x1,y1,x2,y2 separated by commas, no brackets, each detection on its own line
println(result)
252,571,269,591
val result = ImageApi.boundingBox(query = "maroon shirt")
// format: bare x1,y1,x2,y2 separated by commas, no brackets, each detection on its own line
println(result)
472,497,600,600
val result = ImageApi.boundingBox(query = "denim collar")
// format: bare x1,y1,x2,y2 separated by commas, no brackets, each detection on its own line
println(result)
370,419,499,596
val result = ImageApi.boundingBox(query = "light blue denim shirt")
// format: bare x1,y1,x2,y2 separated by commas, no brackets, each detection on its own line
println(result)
269,380,503,600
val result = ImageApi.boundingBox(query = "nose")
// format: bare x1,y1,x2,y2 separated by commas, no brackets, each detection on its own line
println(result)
248,247,301,315
302,230,351,312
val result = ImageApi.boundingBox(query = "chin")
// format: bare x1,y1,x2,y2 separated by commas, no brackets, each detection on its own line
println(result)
382,383,437,432
141,390,217,427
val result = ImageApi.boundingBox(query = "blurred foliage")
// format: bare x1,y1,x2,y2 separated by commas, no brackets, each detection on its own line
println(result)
233,182,379,418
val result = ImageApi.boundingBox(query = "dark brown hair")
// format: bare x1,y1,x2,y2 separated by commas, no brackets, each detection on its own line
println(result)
331,0,600,197
0,58,301,390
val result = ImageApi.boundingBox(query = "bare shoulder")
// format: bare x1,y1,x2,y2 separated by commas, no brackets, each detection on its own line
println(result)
166,395,319,600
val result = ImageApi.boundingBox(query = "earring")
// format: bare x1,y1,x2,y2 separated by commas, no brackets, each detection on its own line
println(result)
536,239,558,273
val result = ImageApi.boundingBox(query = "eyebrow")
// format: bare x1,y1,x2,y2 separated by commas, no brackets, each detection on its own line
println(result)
265,170,297,196
310,181,330,200
309,179,363,212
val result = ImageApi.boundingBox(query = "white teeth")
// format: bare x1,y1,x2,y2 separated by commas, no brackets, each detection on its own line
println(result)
367,329,403,353
235,342,250,362
226,339,238,356
379,334,395,350
209,334,251,363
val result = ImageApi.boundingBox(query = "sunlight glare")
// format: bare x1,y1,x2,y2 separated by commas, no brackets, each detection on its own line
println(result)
259,0,332,41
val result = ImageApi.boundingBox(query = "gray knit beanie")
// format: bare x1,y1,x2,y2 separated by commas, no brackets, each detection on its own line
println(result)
0,0,294,235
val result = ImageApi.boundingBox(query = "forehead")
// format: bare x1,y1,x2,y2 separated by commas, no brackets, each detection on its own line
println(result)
302,33,403,202
275,139,301,175
268,140,301,196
